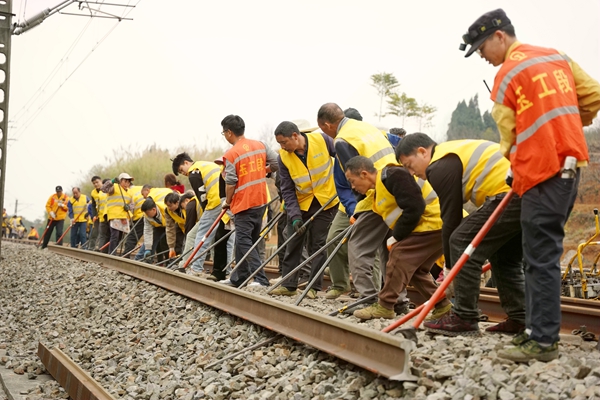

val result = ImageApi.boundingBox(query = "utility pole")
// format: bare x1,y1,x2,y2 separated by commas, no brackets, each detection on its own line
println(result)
0,1,13,257
13,199,17,215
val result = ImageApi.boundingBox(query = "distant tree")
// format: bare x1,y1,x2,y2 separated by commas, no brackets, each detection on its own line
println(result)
481,110,500,142
447,94,495,141
387,92,419,127
415,103,437,131
371,72,400,121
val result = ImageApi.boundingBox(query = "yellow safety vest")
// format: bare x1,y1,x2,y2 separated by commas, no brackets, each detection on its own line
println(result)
91,189,107,220
373,165,443,232
106,184,133,221
148,187,174,204
336,119,396,213
130,186,145,221
166,206,186,232
69,194,88,222
145,201,167,228
189,161,222,210
430,140,510,207
2,212,6,227
279,132,339,211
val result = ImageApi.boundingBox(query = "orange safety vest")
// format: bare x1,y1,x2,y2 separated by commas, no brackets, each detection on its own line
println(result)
223,138,268,214
491,43,588,195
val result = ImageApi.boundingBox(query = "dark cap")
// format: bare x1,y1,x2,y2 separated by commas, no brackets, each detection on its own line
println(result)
55,185,63,192
461,9,511,58
344,107,363,121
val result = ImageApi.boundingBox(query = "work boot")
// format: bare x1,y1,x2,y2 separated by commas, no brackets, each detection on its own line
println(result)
511,331,530,346
325,288,349,299
305,289,317,299
498,340,559,362
270,287,297,296
424,311,480,337
393,302,410,316
425,303,453,322
353,303,395,320
485,319,525,334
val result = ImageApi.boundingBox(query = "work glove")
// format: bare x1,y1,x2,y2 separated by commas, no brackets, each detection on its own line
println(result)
93,216,97,222
349,215,357,225
292,219,306,236
386,236,398,251
49,211,56,219
443,267,455,299
143,250,152,259
123,204,130,212
505,167,513,188
58,202,65,209
101,181,114,193
169,248,177,258
222,200,230,210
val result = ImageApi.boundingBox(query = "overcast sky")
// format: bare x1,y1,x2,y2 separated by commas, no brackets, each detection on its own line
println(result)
5,0,600,221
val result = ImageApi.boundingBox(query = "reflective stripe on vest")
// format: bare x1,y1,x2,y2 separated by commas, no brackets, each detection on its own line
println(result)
430,140,510,207
91,189,107,219
336,119,396,213
491,43,587,195
166,206,186,232
130,186,144,221
279,132,339,211
189,161,222,209
224,138,268,214
373,165,442,232
70,194,88,222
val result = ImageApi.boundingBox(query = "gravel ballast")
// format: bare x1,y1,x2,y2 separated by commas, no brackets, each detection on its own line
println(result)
0,242,599,400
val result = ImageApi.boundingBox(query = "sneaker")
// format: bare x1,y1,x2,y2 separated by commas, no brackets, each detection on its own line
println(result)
485,319,525,334
511,331,530,346
248,282,263,288
426,303,453,322
353,303,395,320
394,302,410,316
205,275,218,282
269,277,282,285
305,289,317,299
324,267,330,276
498,339,559,362
219,279,234,286
325,288,349,299
270,287,297,296
424,311,480,336
188,269,203,277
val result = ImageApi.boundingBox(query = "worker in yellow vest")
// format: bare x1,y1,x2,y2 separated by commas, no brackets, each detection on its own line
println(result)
41,186,69,249
141,197,168,263
123,184,146,257
27,226,39,241
68,187,88,248
317,103,409,314
102,173,134,254
270,120,338,299
164,191,186,258
344,156,452,321
89,176,109,252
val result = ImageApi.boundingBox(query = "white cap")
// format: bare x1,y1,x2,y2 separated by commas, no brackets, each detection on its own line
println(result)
118,172,134,181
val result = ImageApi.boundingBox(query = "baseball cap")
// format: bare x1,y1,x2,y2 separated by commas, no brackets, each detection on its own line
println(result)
118,172,134,181
55,185,63,192
461,9,511,58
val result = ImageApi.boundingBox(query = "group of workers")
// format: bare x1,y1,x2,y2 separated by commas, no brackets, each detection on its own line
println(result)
1,209,38,240
24,8,600,364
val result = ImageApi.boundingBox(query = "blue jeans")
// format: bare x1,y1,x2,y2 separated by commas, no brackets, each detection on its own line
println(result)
190,206,223,272
521,172,579,344
229,206,269,287
70,222,87,248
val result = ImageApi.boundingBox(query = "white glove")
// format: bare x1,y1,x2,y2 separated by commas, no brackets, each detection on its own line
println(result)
58,202,64,208
386,236,398,251
50,211,56,219
443,267,455,299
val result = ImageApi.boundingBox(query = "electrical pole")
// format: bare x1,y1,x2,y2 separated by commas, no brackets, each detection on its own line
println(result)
13,199,17,215
0,1,13,257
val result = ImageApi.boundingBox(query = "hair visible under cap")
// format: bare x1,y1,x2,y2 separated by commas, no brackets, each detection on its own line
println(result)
171,152,194,175
344,107,363,121
221,115,245,136
274,121,300,138
317,103,344,124
141,197,156,212
346,156,376,175
395,133,436,158
164,192,180,205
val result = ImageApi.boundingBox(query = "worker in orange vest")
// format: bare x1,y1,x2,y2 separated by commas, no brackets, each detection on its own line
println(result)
41,186,69,249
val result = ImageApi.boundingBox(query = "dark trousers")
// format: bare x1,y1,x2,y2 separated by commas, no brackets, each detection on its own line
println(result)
97,220,110,253
380,230,449,310
152,227,168,263
522,172,579,344
229,206,269,287
41,219,65,249
124,218,144,257
109,226,125,255
88,220,99,250
212,221,230,281
70,222,87,248
280,201,337,291
175,227,185,255
452,193,525,323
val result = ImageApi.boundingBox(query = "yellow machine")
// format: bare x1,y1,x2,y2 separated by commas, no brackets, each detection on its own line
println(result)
561,209,600,299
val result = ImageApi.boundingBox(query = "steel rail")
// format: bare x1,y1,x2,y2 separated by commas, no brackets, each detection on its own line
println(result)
38,342,116,400
47,245,417,381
